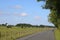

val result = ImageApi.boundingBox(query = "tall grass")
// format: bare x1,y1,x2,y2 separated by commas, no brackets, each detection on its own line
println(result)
55,29,60,40
0,26,51,40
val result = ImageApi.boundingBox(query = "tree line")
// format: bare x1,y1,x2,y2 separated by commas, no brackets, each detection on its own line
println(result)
0,23,54,28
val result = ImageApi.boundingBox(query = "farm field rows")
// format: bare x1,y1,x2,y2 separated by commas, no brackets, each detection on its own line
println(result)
0,26,51,40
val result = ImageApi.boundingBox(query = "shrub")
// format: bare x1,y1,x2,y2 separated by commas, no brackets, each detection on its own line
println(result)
7,25,13,28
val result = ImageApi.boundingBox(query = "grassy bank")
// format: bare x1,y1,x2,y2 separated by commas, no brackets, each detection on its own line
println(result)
0,26,51,40
55,29,60,40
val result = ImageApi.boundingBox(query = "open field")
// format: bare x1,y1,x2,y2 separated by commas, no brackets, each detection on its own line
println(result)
55,29,60,40
0,26,52,40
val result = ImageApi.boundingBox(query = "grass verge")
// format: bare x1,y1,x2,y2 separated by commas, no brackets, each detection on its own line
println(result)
55,29,60,40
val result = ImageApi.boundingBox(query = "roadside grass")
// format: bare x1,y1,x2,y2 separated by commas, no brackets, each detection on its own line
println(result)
55,29,60,40
0,26,51,40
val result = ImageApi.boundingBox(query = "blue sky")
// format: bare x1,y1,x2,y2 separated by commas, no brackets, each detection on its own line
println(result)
0,0,54,26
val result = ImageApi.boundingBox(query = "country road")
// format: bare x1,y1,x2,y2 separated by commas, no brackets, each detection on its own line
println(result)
17,30,55,40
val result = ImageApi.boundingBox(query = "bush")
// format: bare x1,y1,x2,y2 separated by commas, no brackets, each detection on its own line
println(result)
7,25,13,28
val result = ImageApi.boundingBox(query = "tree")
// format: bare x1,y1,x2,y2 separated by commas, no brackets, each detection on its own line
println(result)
37,0,60,29
1,24,6,26
48,10,58,28
7,25,12,28
16,23,32,28
5,23,8,26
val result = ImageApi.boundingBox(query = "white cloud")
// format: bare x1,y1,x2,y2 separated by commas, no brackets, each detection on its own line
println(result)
20,13,28,17
14,5,22,9
34,16,40,20
10,5,22,9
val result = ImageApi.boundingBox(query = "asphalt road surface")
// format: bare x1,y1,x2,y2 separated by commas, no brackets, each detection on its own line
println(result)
17,30,55,40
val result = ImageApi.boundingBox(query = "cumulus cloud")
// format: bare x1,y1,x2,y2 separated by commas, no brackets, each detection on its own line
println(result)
34,16,40,20
14,5,22,9
10,5,22,9
20,13,28,17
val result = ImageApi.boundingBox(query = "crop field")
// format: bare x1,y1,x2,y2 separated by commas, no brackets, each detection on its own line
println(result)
0,26,51,40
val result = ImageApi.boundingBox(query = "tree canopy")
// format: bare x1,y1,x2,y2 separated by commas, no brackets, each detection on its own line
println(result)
37,0,60,29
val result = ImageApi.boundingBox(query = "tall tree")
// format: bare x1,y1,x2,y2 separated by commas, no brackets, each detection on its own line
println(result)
37,0,60,29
